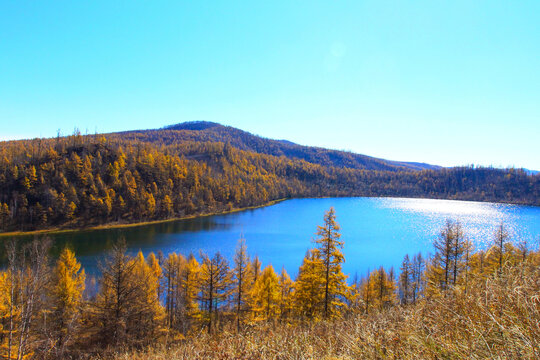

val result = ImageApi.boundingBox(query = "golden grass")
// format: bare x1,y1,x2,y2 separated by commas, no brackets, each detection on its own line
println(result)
104,262,539,360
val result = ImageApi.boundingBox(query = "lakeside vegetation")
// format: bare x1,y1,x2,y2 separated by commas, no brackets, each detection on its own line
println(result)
0,209,538,359
1,125,538,233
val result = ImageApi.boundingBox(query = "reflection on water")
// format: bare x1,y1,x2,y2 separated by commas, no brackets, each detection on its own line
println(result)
2,197,539,278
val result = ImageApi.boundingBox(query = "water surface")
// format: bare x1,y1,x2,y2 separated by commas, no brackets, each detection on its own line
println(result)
5,197,540,278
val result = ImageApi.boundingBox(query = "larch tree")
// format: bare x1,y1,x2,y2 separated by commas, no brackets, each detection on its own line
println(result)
251,265,280,321
313,207,348,319
427,220,464,295
232,237,252,330
198,252,230,334
163,252,182,329
94,241,137,347
411,252,425,303
432,220,455,291
491,222,509,275
49,247,86,357
294,250,325,320
278,267,294,320
92,242,164,347
2,239,50,360
250,256,262,287
450,221,465,286
180,253,201,331
364,267,397,310
130,251,164,342
398,254,412,305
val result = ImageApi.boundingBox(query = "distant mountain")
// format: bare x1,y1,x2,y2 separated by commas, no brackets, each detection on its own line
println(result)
120,121,441,172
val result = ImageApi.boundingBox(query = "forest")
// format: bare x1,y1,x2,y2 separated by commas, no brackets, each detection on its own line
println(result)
0,126,538,233
0,208,538,359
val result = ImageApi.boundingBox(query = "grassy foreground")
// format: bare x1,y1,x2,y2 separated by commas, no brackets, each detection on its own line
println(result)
104,262,539,360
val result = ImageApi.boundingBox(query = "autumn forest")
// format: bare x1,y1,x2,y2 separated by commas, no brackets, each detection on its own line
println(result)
0,123,538,233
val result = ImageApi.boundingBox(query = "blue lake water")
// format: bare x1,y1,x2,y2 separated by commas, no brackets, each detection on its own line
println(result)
7,197,540,278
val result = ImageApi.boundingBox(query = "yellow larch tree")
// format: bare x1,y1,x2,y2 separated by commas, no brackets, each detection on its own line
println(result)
49,247,86,357
251,265,280,321
232,237,253,330
293,249,325,320
278,267,294,320
314,207,348,318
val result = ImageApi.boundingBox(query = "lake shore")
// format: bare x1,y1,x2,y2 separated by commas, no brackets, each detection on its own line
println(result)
0,198,288,238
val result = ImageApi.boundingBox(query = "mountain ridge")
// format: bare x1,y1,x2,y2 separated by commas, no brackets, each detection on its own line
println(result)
120,121,441,172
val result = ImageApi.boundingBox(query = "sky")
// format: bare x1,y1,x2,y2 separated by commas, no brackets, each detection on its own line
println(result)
1,1,539,169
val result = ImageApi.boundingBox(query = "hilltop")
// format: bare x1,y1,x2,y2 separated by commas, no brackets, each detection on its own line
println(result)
117,121,440,172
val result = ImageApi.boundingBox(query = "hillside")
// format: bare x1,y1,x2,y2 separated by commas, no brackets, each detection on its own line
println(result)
0,124,538,233
117,121,440,172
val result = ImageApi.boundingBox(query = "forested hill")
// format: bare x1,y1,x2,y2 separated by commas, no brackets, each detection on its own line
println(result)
0,124,538,232
117,121,439,172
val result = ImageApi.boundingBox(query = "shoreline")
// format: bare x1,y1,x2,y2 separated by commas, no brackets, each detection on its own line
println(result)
1,194,537,238
0,198,288,238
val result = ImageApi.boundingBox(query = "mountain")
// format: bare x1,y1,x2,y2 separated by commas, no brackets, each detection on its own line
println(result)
0,121,537,233
117,121,440,172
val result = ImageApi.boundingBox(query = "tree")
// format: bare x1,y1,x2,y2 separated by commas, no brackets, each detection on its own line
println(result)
232,237,252,330
399,254,412,305
411,253,425,303
427,220,466,294
492,222,509,275
313,207,348,318
363,267,396,310
278,267,294,320
451,222,465,285
431,220,455,292
294,250,324,320
163,252,182,329
130,251,164,341
92,242,163,347
181,254,201,329
198,252,230,333
1,239,50,360
49,247,86,357
251,265,280,321
250,256,262,286
163,253,200,333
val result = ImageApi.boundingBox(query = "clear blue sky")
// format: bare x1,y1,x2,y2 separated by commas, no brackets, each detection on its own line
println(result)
1,1,539,169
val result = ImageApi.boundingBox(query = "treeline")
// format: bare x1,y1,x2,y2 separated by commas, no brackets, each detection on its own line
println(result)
0,209,538,359
0,131,538,232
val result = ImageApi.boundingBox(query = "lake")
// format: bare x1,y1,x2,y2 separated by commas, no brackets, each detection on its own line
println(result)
5,197,540,278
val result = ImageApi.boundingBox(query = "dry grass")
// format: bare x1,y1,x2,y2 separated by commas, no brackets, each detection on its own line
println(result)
104,263,539,360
